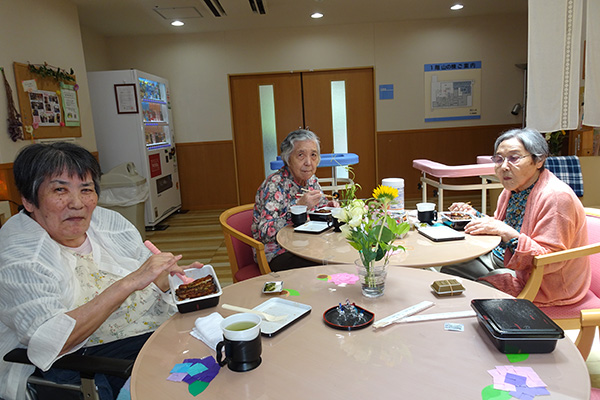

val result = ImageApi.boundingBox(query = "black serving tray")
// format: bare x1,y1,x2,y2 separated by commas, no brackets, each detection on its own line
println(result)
323,305,374,331
471,298,564,354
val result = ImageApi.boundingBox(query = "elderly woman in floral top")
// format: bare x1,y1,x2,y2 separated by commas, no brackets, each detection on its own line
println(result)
252,129,338,271
441,128,590,307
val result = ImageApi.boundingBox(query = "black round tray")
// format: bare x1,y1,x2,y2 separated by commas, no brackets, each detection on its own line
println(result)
322,305,374,331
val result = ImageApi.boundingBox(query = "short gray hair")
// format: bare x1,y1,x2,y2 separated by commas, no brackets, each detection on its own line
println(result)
280,129,321,165
494,128,549,167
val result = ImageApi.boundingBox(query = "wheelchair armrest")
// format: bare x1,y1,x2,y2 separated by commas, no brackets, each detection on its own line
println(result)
3,348,133,380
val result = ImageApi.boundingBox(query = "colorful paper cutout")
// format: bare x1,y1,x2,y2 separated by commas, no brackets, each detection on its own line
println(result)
506,353,529,363
188,380,209,396
168,356,220,396
485,365,549,399
481,384,513,400
329,273,359,286
283,288,300,296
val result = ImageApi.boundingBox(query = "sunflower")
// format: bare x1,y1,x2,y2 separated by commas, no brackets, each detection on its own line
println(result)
372,185,398,204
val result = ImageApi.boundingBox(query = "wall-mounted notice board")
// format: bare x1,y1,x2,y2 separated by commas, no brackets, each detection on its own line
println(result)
13,62,81,140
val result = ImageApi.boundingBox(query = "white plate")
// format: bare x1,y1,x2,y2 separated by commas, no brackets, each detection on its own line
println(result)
294,220,331,234
253,298,312,337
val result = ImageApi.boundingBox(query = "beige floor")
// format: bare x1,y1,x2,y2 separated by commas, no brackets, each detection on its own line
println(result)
147,205,600,390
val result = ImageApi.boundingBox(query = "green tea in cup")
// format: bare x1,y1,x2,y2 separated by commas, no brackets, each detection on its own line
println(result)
226,321,257,331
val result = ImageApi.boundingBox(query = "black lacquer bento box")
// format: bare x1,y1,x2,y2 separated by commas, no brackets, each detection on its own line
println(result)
471,299,564,354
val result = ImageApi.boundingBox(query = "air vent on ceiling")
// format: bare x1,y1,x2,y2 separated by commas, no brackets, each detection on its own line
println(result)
203,0,227,17
249,0,266,15
154,7,203,20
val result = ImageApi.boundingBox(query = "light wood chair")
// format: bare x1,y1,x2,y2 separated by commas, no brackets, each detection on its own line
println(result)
517,208,600,360
219,204,271,283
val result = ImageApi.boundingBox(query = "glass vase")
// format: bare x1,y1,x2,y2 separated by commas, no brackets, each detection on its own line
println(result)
354,257,388,298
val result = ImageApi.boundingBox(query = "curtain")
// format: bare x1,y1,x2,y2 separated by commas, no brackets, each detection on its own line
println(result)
527,0,583,132
583,0,600,126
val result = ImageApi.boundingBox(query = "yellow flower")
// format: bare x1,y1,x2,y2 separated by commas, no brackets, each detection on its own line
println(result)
372,185,398,204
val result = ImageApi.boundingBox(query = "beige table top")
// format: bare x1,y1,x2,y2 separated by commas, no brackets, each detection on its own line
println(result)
277,225,501,267
131,265,590,400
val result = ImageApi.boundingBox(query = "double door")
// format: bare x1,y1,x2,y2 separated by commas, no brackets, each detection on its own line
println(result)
229,68,376,204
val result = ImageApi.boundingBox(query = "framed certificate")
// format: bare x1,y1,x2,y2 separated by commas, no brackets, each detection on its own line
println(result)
114,84,139,114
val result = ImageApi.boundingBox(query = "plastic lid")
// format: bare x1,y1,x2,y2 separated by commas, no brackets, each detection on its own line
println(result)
100,162,147,188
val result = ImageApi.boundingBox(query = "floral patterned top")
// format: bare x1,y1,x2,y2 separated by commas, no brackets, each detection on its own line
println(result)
492,183,534,260
252,166,326,262
67,250,169,346
69,248,170,346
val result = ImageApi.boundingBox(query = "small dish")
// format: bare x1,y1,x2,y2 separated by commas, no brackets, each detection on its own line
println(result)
262,281,284,294
440,211,474,230
323,305,374,331
308,206,334,222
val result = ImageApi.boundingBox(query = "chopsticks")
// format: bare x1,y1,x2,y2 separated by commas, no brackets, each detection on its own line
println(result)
300,188,334,199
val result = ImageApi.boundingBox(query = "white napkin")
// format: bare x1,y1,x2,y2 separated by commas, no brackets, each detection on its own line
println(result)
190,312,224,351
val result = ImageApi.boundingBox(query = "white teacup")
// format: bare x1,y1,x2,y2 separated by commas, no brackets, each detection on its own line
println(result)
416,202,436,212
220,313,261,341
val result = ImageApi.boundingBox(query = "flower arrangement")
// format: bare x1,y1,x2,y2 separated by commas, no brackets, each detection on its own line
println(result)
332,185,410,296
545,130,567,156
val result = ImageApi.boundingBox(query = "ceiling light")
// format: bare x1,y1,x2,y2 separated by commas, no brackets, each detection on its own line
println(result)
171,20,185,26
450,4,464,11
311,12,323,19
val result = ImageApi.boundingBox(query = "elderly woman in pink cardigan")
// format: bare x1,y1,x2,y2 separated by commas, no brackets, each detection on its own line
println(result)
441,128,590,307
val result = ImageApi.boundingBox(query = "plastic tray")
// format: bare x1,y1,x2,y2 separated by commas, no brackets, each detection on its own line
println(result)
294,221,331,234
253,298,312,337
168,265,222,313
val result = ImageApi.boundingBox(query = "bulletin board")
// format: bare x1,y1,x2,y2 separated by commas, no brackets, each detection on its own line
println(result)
13,62,81,140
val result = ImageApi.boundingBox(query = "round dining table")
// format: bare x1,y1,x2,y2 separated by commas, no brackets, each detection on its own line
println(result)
276,225,501,267
131,265,590,399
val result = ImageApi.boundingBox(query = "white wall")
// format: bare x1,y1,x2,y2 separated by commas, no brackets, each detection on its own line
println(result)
0,0,97,164
83,13,526,144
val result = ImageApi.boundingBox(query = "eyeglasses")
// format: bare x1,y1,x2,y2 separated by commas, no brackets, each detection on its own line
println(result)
490,154,531,166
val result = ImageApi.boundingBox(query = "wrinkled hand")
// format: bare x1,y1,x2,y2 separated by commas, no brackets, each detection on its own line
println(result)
449,202,476,215
464,216,518,242
296,189,322,210
327,200,340,207
126,253,184,291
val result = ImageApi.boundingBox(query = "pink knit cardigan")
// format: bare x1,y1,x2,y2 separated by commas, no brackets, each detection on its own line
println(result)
480,169,590,306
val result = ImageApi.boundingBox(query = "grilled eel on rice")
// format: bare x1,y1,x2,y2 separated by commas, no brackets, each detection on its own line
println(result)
175,275,217,300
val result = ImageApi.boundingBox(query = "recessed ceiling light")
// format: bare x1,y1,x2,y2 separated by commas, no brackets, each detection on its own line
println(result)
311,12,323,19
171,20,185,26
450,4,464,11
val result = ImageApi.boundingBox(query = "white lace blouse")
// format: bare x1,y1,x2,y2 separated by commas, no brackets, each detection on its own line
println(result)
0,207,174,400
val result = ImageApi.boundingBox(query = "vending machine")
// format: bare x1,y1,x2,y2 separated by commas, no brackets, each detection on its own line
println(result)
87,69,181,228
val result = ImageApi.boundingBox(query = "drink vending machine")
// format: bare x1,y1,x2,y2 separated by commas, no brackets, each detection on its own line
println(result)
87,69,181,228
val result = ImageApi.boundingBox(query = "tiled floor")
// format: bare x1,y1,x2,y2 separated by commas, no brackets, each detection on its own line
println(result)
149,206,600,390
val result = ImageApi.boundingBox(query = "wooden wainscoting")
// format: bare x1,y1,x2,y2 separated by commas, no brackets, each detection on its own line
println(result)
176,141,238,210
377,124,520,203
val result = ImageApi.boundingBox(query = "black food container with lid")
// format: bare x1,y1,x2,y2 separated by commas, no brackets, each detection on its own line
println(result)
471,299,564,354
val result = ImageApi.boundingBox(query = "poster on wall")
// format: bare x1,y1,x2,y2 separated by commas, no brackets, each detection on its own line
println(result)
60,82,80,127
424,61,481,122
28,90,61,126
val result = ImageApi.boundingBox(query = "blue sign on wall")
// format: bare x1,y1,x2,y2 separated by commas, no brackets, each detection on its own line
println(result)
379,84,394,100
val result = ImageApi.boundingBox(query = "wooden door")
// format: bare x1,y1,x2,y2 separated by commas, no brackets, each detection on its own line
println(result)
229,68,376,204
229,73,304,204
302,68,376,197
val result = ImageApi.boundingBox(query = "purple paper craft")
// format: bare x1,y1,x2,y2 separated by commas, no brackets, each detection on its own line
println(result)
187,362,208,376
504,373,527,386
167,372,188,382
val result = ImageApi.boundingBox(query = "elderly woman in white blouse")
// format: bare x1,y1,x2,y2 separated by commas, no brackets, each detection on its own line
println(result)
0,142,201,400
